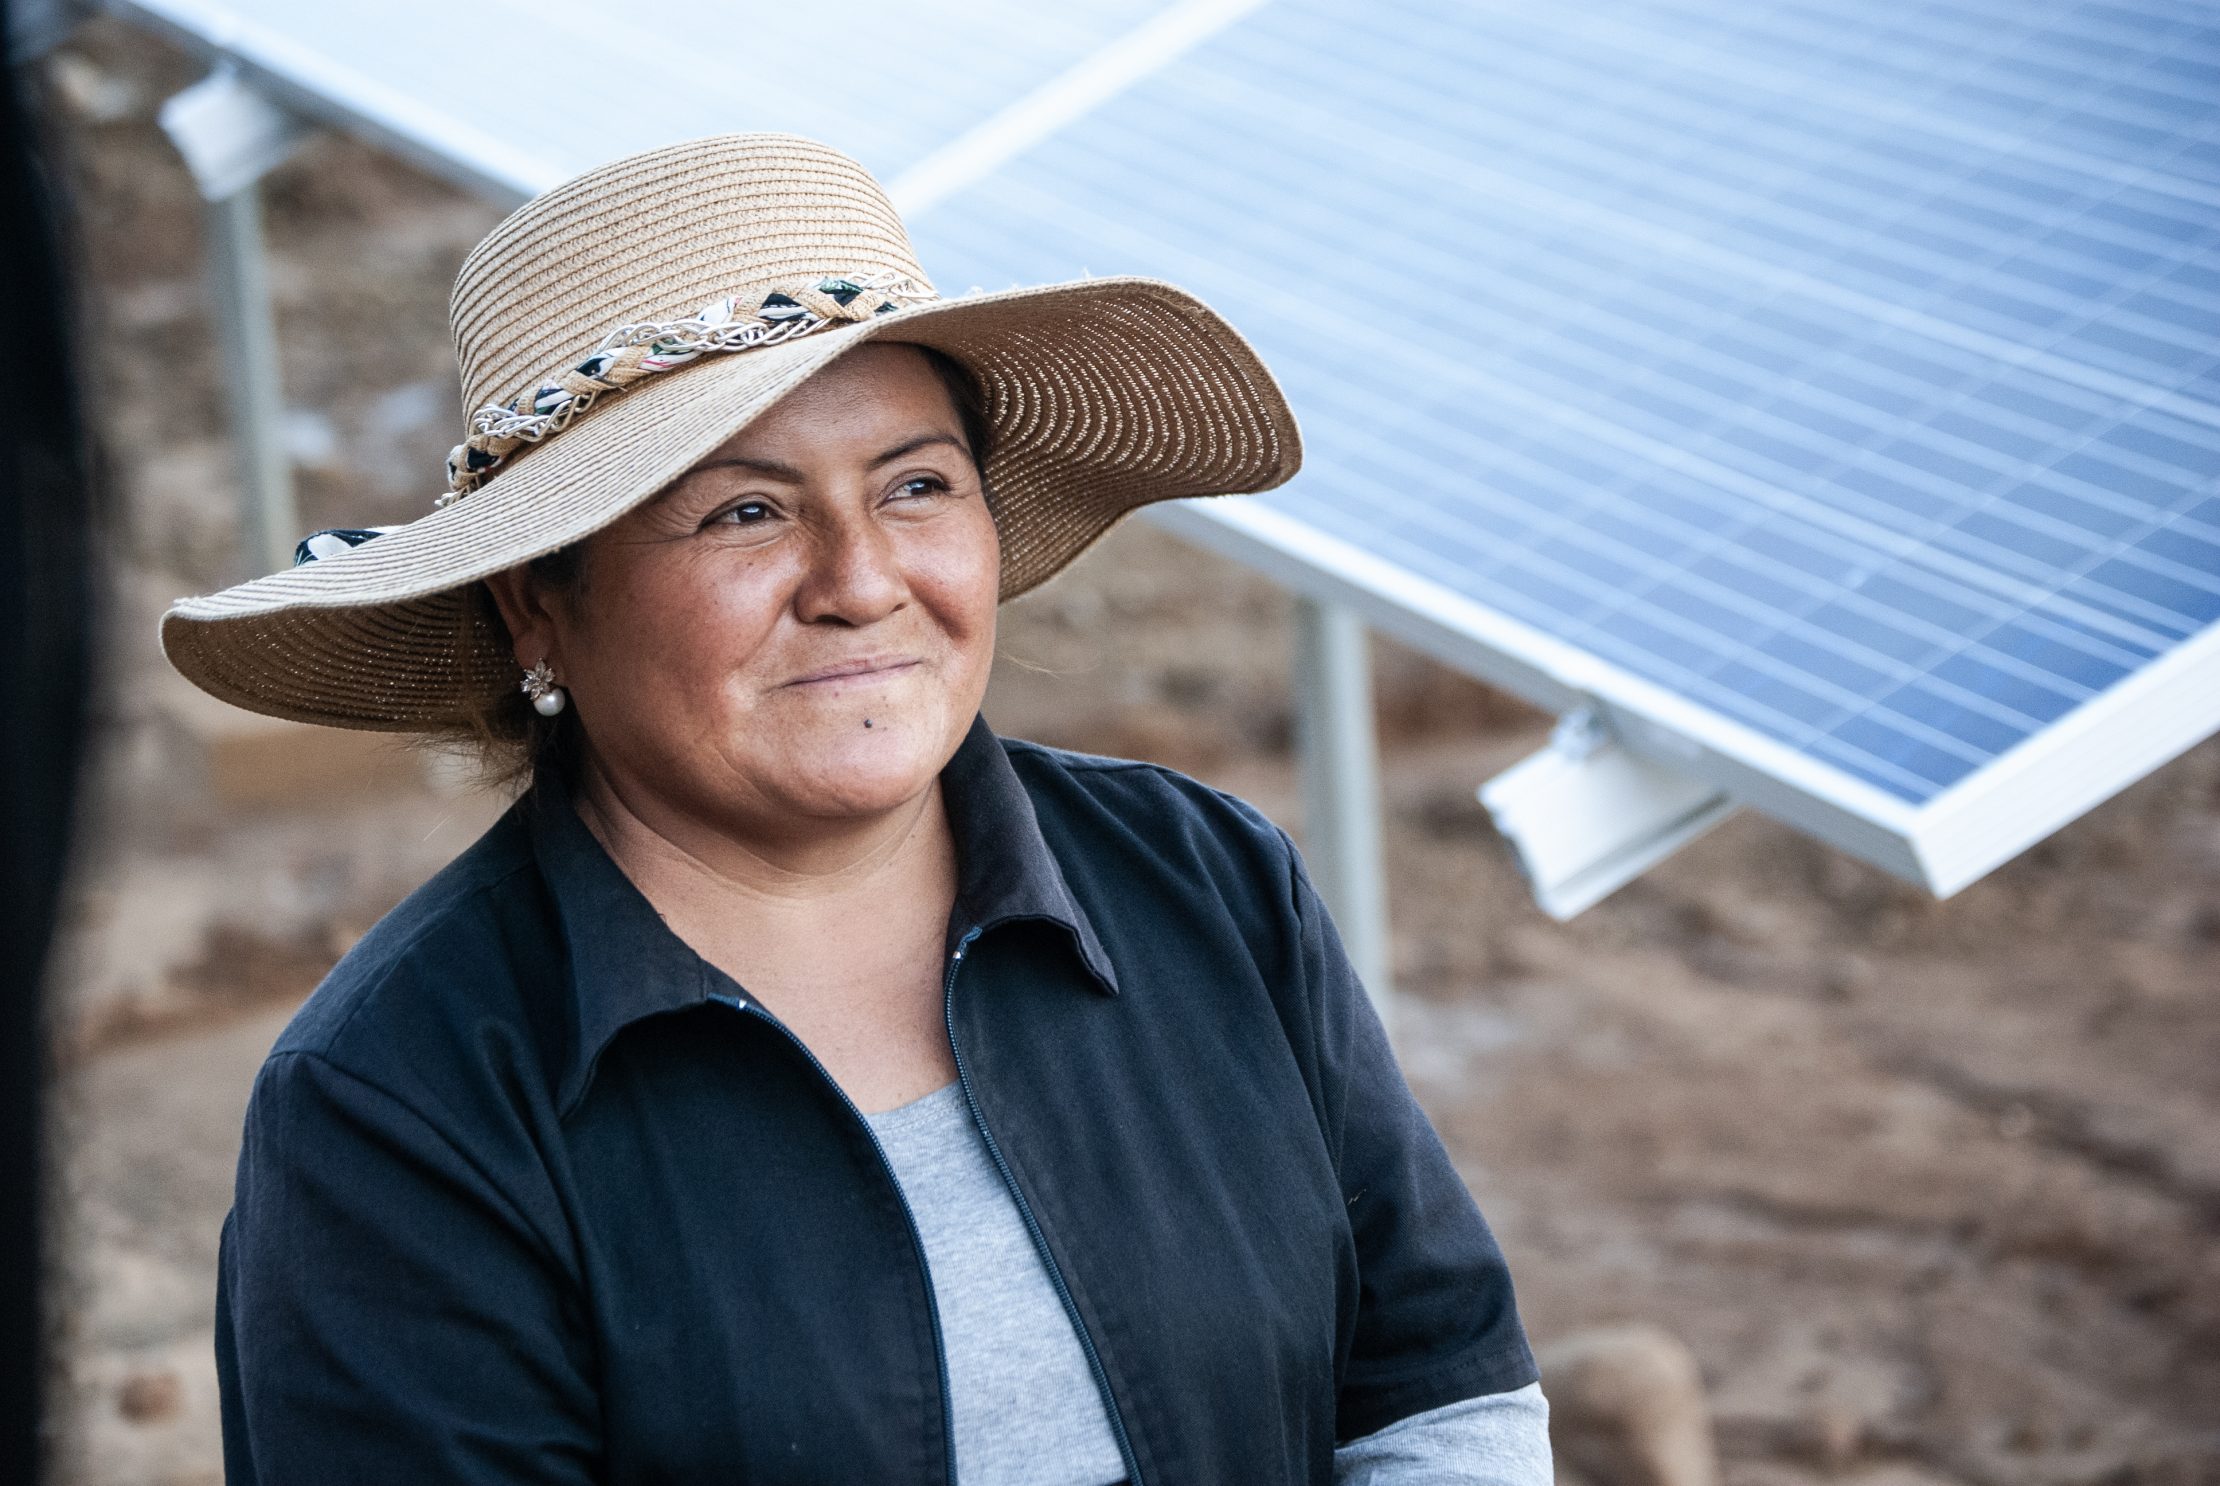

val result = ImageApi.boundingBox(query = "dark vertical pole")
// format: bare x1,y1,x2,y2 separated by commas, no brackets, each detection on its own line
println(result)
2,7,98,1480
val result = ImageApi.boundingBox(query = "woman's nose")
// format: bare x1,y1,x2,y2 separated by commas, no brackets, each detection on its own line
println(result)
793,507,907,625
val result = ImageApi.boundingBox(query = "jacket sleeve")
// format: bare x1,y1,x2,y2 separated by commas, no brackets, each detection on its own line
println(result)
216,1049,600,1485
1276,827,1541,1443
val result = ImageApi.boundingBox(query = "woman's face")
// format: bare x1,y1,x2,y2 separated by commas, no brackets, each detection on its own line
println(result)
492,341,1001,840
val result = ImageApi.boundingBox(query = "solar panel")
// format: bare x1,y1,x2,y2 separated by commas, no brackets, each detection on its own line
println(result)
113,0,1184,199
902,0,2220,890
111,0,2220,898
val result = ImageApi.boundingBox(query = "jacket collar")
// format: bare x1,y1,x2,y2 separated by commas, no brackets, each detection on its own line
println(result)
525,711,1119,1115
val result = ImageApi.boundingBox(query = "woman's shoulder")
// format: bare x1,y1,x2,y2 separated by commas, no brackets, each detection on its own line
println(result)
998,734,1299,915
1003,735,1286,839
264,802,543,1079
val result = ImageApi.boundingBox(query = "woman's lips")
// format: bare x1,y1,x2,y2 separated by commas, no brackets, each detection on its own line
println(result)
785,658,921,688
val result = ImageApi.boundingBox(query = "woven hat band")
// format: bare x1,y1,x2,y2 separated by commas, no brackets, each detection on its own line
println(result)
440,269,940,504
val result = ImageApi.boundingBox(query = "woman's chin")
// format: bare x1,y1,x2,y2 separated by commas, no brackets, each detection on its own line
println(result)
764,715,952,817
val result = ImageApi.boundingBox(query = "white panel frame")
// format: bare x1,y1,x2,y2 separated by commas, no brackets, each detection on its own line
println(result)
1143,496,2220,897
1910,617,2220,894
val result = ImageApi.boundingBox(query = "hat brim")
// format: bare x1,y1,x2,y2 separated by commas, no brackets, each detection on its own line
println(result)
159,275,1302,731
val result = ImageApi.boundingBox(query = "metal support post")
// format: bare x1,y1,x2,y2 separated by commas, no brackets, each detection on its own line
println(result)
1292,595,1394,1033
159,67,310,577
203,184,295,575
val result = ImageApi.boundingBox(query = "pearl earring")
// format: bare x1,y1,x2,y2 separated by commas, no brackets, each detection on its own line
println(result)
520,659,568,717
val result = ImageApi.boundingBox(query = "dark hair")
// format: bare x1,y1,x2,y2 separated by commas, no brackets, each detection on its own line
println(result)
430,342,996,792
919,342,997,484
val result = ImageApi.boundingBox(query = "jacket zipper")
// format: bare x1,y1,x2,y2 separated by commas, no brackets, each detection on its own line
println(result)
710,992,961,1485
942,925,1146,1486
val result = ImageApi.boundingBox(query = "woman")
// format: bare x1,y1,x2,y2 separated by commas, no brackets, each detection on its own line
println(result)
166,133,1548,1484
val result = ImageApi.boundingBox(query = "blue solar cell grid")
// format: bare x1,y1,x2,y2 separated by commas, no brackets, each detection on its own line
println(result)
121,0,1178,192
909,0,2220,805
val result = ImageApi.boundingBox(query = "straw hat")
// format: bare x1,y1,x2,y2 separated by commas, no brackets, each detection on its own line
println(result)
160,132,1302,731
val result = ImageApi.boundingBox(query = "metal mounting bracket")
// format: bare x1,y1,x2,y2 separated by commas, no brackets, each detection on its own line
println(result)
1479,704,1738,919
158,65,309,202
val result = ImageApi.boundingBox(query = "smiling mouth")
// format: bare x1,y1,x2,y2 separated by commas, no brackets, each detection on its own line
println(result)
786,659,921,688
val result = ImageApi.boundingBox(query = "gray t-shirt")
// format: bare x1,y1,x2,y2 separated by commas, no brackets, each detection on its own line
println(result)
865,1081,1551,1485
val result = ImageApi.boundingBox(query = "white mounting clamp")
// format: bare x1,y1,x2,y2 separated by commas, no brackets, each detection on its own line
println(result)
1479,703,1738,919
158,65,309,203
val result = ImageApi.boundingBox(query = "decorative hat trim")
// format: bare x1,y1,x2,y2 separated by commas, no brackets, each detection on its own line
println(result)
437,270,938,508
293,525,402,566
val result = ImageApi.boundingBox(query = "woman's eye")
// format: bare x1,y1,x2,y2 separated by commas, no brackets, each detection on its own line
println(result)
715,501,773,526
896,476,948,500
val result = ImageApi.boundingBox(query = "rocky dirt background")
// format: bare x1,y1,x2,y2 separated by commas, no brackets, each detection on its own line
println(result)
33,18,2220,1486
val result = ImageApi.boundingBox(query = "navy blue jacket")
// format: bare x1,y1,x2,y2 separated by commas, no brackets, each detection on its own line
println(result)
215,712,1536,1484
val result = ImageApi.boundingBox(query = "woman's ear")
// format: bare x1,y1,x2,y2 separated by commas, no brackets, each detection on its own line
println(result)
482,564,563,672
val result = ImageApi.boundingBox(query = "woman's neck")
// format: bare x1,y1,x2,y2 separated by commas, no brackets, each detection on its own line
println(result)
566,752,961,979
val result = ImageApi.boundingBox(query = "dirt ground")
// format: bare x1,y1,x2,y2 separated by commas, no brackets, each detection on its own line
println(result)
35,19,2220,1486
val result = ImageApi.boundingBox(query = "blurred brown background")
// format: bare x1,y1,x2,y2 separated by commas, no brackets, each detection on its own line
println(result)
35,16,2220,1486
